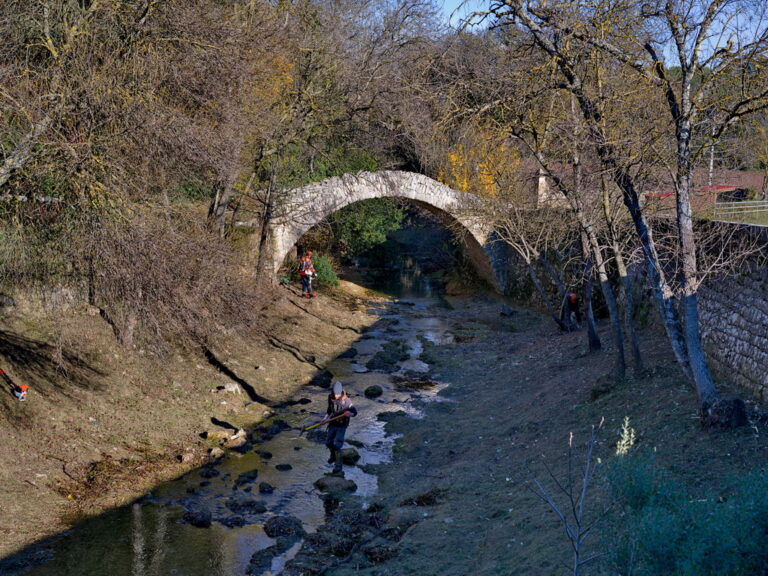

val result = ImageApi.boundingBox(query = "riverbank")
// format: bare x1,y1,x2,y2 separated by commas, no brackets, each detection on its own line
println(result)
0,281,381,559
276,293,768,575
3,284,767,574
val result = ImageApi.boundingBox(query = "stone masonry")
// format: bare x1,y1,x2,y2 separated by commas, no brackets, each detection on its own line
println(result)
700,261,768,401
266,171,501,288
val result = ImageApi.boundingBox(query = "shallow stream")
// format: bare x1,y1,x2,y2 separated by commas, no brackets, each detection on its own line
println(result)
14,273,455,576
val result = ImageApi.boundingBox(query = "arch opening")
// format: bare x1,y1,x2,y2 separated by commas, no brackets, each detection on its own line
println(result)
289,198,494,297
265,171,502,291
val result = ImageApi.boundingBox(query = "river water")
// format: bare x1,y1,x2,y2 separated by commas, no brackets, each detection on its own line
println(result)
13,266,454,576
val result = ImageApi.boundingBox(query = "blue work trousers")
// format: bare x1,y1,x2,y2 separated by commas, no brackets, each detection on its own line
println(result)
326,424,347,451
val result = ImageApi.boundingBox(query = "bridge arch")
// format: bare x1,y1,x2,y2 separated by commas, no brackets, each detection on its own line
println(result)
266,171,502,289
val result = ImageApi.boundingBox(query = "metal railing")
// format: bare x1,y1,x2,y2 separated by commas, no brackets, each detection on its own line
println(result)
713,200,768,221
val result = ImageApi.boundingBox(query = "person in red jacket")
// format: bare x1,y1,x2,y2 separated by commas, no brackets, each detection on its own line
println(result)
298,251,316,299
14,384,29,401
561,292,582,330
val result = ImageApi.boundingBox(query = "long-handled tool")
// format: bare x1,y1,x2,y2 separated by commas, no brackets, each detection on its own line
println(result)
0,368,15,388
299,413,348,436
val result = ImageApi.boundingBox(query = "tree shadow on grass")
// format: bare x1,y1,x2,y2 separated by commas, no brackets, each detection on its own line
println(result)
0,330,104,403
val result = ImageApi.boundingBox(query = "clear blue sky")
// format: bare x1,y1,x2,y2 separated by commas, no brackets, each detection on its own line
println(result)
441,0,486,26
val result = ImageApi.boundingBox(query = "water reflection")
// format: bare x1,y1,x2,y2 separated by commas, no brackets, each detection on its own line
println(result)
357,258,437,300
8,296,454,576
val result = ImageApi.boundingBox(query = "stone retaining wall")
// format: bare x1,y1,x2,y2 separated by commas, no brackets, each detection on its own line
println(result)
700,262,768,401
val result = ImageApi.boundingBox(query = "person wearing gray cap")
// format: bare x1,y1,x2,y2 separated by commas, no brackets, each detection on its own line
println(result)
325,381,357,473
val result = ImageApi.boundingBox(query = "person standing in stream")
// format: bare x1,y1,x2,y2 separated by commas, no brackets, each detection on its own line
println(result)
326,381,357,474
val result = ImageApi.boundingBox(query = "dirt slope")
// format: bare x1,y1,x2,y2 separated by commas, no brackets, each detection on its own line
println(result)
0,281,379,559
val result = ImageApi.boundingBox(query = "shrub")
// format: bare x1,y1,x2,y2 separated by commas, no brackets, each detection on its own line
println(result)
311,254,339,287
607,452,768,576
606,449,681,512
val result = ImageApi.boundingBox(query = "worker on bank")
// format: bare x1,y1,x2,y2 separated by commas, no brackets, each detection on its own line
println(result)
326,381,357,474
14,383,29,401
0,368,27,401
298,250,317,299
561,292,582,330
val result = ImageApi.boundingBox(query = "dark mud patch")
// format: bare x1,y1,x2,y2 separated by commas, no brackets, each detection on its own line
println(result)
391,374,439,391
399,487,448,507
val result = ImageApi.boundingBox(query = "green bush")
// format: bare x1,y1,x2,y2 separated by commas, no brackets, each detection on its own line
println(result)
311,254,339,287
330,198,405,257
176,178,214,201
606,449,683,512
607,453,768,576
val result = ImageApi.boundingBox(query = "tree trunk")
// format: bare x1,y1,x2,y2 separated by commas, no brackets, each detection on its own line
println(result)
255,173,277,279
0,116,53,189
582,227,625,379
600,176,643,371
527,261,567,330
682,292,718,407
619,272,643,372
581,235,601,352
539,253,566,303
570,71,693,381
208,175,236,239
676,113,718,405
613,170,693,382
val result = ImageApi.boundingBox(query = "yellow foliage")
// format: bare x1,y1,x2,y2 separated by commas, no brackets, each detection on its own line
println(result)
247,51,294,112
439,123,520,197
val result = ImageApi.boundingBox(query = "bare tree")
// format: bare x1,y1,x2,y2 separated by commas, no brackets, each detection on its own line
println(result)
526,421,608,576
480,0,767,416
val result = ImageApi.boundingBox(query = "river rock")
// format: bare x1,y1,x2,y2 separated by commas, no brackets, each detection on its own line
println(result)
263,515,306,538
351,363,369,373
254,449,273,459
258,482,275,494
220,515,247,528
275,463,293,471
225,497,267,515
261,419,291,436
199,466,220,479
233,469,259,488
178,451,195,464
314,474,357,494
338,348,358,359
308,370,334,389
209,447,225,459
248,536,301,575
341,448,360,465
283,508,383,569
229,442,252,454
364,385,383,398
305,427,327,443
202,429,230,441
224,429,248,449
183,507,212,528
377,410,407,423
363,544,398,563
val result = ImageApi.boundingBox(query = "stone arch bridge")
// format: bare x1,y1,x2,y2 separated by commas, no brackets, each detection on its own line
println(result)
265,170,507,290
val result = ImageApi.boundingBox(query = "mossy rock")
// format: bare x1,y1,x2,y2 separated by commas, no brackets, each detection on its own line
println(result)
365,384,384,398
341,447,360,464
314,474,357,494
